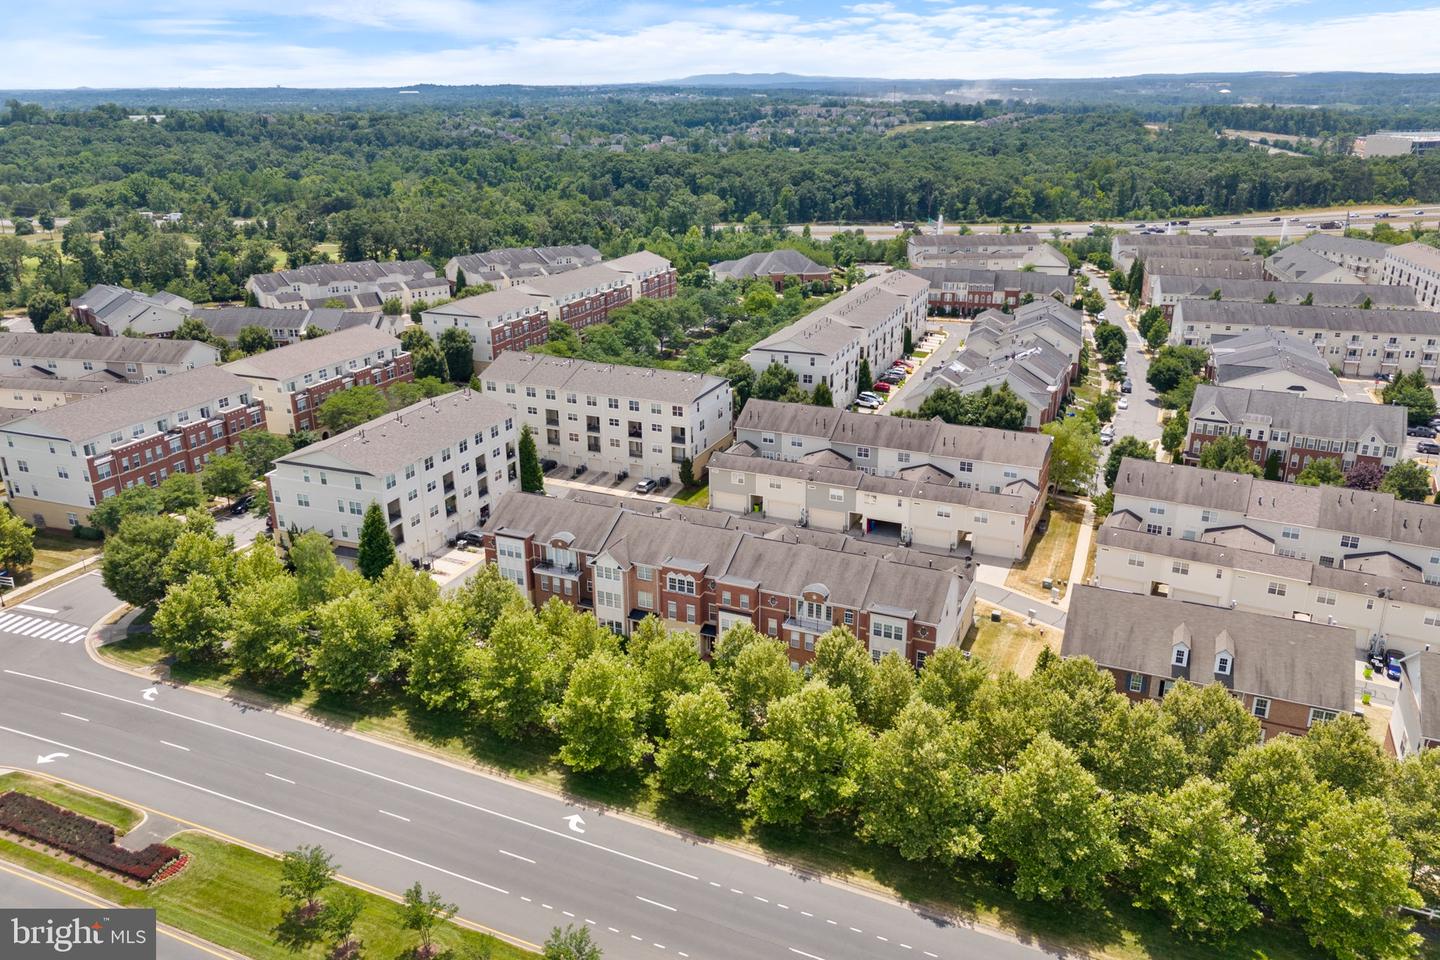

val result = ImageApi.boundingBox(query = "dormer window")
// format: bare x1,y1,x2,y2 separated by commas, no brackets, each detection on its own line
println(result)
1215,652,1233,676
1171,644,1190,668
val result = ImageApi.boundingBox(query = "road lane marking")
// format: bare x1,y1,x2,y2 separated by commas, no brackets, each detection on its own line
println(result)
653,944,665,950
2,669,702,881
729,888,743,895
924,952,939,958
708,881,721,887
584,919,596,925
636,895,676,912
160,740,190,752
849,927,862,934
521,897,531,902
264,773,295,784
0,723,512,896
777,903,789,910
789,950,828,960
499,849,536,864
608,927,620,934
377,809,411,822
800,911,813,917
17,604,59,613
826,919,837,925
753,896,769,903
900,945,912,950
542,904,553,910
876,935,889,942
60,713,88,722
562,911,574,918
630,935,644,942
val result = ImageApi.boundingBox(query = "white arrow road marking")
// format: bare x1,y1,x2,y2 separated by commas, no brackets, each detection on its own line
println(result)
35,752,67,764
563,814,585,834
141,687,158,701
635,896,676,912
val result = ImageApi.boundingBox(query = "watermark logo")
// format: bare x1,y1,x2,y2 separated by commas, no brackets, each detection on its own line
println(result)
2,909,155,959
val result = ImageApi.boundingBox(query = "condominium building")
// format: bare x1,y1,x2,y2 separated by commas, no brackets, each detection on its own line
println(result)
1296,234,1392,283
444,245,602,288
0,367,264,529
746,271,929,408
223,327,413,435
1065,585,1355,740
909,267,1074,316
483,491,975,666
906,235,1069,275
1381,242,1440,309
1389,649,1439,757
0,333,218,384
1184,384,1405,481
0,377,127,412
1111,458,1440,577
1110,233,1254,271
1207,328,1343,397
1136,257,1265,282
246,260,450,311
184,306,399,346
1091,511,1440,658
710,250,833,290
1264,245,1362,285
1147,275,1416,317
1171,300,1440,380
708,399,1050,559
606,251,679,301
482,353,733,480
70,284,193,337
268,390,518,560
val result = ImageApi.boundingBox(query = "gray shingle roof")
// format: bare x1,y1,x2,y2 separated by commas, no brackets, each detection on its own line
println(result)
447,245,602,281
247,259,436,294
1265,246,1360,283
484,352,728,405
1179,298,1440,334
1142,258,1265,280
223,326,403,381
1151,276,1416,309
1299,234,1390,260
710,250,831,280
908,267,1075,299
1190,383,1405,445
750,271,929,357
1209,327,1340,391
1064,585,1355,711
0,332,216,367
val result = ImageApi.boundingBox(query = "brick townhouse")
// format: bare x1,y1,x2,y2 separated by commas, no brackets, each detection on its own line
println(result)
1065,585,1355,740
909,267,1075,317
223,326,413,435
483,492,975,668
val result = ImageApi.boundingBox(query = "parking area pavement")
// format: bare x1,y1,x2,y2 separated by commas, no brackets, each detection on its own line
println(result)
877,324,961,413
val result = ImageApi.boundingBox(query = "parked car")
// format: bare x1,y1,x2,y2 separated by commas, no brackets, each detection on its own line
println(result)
1117,396,1130,410
871,381,892,393
634,478,657,494
455,530,484,548
1121,379,1133,394
230,495,253,516
854,397,882,410
857,391,882,403
1407,425,1437,438
1386,649,1406,682
1100,428,1115,446
541,458,558,472
1418,441,1440,455
880,373,904,384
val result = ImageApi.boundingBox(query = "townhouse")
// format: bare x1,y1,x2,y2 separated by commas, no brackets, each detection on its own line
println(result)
0,367,263,529
1381,242,1440,309
1297,234,1391,283
1264,245,1362,285
1184,384,1405,481
246,260,450,311
1138,257,1265,282
1091,510,1440,659
909,267,1074,316
0,333,218,384
1208,327,1343,397
1147,275,1416,318
70,284,193,336
482,352,733,481
710,250,833,290
1111,457,1440,582
1171,299,1440,380
422,255,677,367
909,342,1072,429
0,377,126,412
223,327,413,435
268,390,518,561
906,235,1070,275
746,271,929,408
444,245,602,288
708,399,1050,559
1065,585,1355,740
1110,233,1254,272
483,491,975,667
1389,648,1439,756
185,306,397,346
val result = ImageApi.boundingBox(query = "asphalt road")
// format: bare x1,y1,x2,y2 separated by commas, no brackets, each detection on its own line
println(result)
0,574,1053,960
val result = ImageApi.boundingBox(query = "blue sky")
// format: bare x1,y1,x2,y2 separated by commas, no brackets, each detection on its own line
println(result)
3,1,1439,89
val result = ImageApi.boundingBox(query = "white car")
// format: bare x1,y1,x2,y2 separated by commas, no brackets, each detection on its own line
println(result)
1117,396,1130,410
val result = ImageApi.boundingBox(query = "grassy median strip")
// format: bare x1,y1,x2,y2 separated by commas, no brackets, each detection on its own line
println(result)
0,772,143,833
0,777,533,959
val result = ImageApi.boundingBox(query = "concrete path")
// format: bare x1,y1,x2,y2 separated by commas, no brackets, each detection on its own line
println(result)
1059,500,1097,609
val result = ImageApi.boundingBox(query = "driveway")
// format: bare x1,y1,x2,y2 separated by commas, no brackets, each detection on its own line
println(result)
1087,268,1161,444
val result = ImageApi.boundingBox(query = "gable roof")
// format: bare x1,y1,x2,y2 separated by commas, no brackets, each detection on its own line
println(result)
223,326,403,381
0,331,217,367
483,352,728,405
749,271,929,358
1150,275,1416,309
1179,299,1440,335
1265,246,1360,283
711,249,832,280
1190,383,1405,445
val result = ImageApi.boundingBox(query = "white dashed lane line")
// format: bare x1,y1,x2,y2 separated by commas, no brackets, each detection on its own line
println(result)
636,896,677,912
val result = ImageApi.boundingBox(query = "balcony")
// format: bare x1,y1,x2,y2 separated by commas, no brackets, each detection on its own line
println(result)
545,412,560,427
535,559,582,579
671,428,687,444
784,614,831,635
628,424,643,439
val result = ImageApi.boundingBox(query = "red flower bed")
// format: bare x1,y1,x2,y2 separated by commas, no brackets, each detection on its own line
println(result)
148,852,189,885
0,791,181,882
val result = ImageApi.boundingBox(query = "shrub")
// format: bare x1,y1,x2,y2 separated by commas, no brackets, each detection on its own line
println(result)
0,791,181,882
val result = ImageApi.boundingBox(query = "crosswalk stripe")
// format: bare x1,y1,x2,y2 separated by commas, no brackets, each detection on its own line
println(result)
0,615,37,631
0,613,88,644
34,623,71,640
0,614,26,630
15,619,52,636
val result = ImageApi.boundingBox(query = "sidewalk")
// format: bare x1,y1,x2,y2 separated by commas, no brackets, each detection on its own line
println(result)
1,553,101,607
1059,499,1097,609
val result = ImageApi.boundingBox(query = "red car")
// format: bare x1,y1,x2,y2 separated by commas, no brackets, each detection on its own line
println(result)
872,381,892,393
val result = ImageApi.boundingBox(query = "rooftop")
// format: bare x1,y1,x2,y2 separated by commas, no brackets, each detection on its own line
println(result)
750,271,929,357
484,352,728,406
223,326,403,381
248,259,435,294
1387,241,1440,271
0,332,217,366
710,249,831,279
1265,245,1359,283
1190,383,1406,445
1149,275,1416,309
1177,298,1440,334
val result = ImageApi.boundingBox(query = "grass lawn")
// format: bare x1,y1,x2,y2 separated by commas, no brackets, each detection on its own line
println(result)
0,772,143,832
23,529,102,582
1005,500,1085,600
670,484,709,507
961,603,1060,677
0,779,534,960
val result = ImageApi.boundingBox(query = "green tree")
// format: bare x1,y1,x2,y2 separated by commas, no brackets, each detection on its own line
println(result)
356,502,395,580
407,600,480,712
200,452,253,502
227,574,309,683
1082,699,1189,797
1136,306,1164,340
90,484,161,535
1041,416,1101,494
1161,681,1262,778
1380,458,1432,502
1145,354,1191,394
437,326,475,383
812,626,874,711
749,682,870,826
856,357,872,393
630,628,709,731
279,844,336,917
917,646,988,717
1094,322,1128,365
0,509,35,571
371,559,440,647
160,529,235,592
753,362,799,401
1143,317,1170,350
1300,714,1392,799
518,424,545,493
1130,778,1263,939
987,734,1124,903
236,325,275,354
312,592,397,696
411,343,448,382
318,385,388,435
1196,434,1262,477
865,651,916,730
26,290,67,331
156,472,205,514
238,432,294,476
1264,449,1284,480
398,882,457,959
172,316,214,344
742,284,777,315
1161,410,1189,458
553,651,650,774
811,379,833,407
1390,750,1440,902
152,574,229,663
1284,797,1421,960
1104,435,1154,488
1093,392,1116,423
678,456,695,489
453,563,526,641
320,888,364,957
289,530,341,607
724,635,800,729
1381,369,1438,426
859,700,981,862
903,326,913,355
543,924,602,960
654,685,750,805
101,513,183,607
475,608,557,737
1224,736,1329,913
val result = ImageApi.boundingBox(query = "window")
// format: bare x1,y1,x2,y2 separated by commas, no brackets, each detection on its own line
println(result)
1316,591,1337,607
1339,534,1360,549
1172,645,1189,668
1267,581,1287,597
1215,652,1232,675
1281,526,1301,541
1127,554,1145,568
828,488,844,502
855,446,870,460
1171,561,1189,575
665,573,696,596
1308,708,1338,728
872,621,904,642
1424,611,1440,628
1200,509,1217,524
896,451,911,463
636,565,653,581
1252,697,1270,719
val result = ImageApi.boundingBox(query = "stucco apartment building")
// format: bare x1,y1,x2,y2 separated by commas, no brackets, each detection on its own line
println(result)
483,491,975,667
268,390,518,560
708,399,1050,560
909,267,1074,316
746,271,929,408
1381,242,1440,309
907,235,1070,275
70,284,193,337
223,327,413,436
0,367,263,529
482,352,733,481
0,333,218,384
1389,648,1439,757
1147,276,1416,318
1092,510,1440,659
1171,299,1440,380
246,260,450,311
709,250,833,290
1065,585,1355,740
1184,384,1405,481
1111,458,1440,587
444,245,602,288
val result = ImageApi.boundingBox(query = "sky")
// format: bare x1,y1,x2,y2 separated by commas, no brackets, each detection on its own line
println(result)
3,0,1440,89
